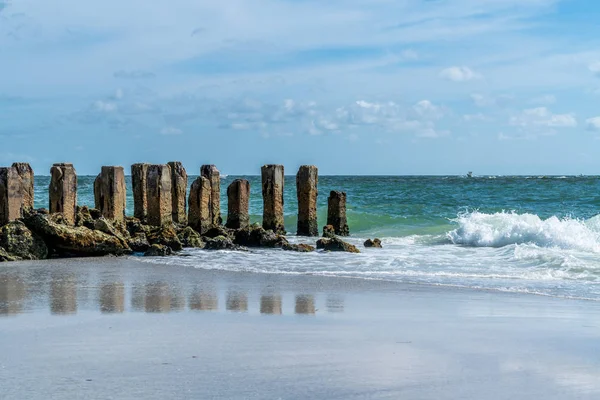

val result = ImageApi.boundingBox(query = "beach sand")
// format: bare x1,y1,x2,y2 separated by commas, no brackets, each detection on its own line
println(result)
1,256,600,399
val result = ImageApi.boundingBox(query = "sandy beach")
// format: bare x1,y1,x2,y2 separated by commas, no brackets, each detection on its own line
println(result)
0,256,599,399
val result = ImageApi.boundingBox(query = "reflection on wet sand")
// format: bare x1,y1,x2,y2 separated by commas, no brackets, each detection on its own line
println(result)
99,282,125,314
226,289,248,312
131,282,185,313
326,295,344,313
260,294,282,315
50,274,77,315
189,287,218,311
0,274,26,316
295,295,315,315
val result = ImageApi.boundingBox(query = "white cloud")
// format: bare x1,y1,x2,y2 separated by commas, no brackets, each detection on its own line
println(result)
510,107,577,128
585,117,600,131
94,101,117,112
412,100,444,120
589,62,600,77
160,127,182,135
463,113,488,122
440,66,481,82
530,94,556,105
399,49,418,61
470,93,513,108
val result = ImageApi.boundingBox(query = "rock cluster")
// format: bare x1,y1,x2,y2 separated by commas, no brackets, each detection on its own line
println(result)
364,238,382,248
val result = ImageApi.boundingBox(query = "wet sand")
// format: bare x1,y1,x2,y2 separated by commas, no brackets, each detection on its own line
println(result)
1,257,600,399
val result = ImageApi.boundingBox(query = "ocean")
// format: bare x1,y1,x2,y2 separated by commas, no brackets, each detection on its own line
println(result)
33,175,600,301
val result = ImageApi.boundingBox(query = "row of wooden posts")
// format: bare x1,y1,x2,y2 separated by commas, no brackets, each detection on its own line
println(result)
0,162,350,236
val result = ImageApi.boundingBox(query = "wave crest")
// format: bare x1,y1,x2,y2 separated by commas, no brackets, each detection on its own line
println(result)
447,211,600,252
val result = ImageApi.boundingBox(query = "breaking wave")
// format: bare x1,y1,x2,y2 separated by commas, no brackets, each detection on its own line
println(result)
447,211,600,252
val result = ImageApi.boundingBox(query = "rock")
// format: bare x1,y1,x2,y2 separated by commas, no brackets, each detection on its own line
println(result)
0,166,24,226
200,164,222,226
225,179,250,229
94,166,127,222
282,243,315,252
75,206,96,229
203,235,241,250
167,161,188,224
203,225,234,240
327,191,349,236
296,165,318,236
131,163,150,223
93,217,129,248
146,164,173,226
316,237,360,253
364,238,382,248
233,224,288,248
177,226,205,248
0,221,48,260
23,212,131,257
322,225,336,238
144,244,172,257
128,233,150,252
0,247,17,262
11,162,34,211
261,164,285,234
125,217,150,237
49,163,78,225
146,225,182,251
188,176,211,235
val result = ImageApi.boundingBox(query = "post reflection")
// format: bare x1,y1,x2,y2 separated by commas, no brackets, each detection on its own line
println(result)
189,287,218,311
0,274,26,316
130,282,185,313
226,289,248,312
295,294,315,315
99,282,125,314
50,274,77,315
260,294,282,315
326,294,345,313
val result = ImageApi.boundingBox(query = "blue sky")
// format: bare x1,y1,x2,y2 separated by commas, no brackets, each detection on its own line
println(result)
2,0,600,175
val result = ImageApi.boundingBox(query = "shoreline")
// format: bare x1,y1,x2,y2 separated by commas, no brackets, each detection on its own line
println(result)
3,255,600,399
4,253,599,305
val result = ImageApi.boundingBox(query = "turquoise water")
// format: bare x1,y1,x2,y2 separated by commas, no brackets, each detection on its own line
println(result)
32,175,600,300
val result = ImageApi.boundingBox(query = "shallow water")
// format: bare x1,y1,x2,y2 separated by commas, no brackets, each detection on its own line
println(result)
31,175,600,300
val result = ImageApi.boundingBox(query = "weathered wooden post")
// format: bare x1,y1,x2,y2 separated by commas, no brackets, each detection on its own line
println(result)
49,163,77,225
296,165,318,236
12,163,34,211
0,166,24,226
94,166,126,222
226,179,250,229
131,163,149,223
146,164,172,226
200,165,221,226
167,161,187,224
188,176,211,234
261,164,285,234
327,190,349,236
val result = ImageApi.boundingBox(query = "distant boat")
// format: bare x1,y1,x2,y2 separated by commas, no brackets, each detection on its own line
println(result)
466,171,473,178
220,174,228,180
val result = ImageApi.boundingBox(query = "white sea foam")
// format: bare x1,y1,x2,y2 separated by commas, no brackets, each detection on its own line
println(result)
136,211,600,301
447,211,600,252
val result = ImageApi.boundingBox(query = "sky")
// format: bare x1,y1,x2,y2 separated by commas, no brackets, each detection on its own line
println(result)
1,0,600,175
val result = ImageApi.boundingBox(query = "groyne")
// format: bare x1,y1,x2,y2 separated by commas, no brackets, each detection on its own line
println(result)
0,162,367,262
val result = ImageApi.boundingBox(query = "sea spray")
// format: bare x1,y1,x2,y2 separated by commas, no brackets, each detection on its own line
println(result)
447,211,600,252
